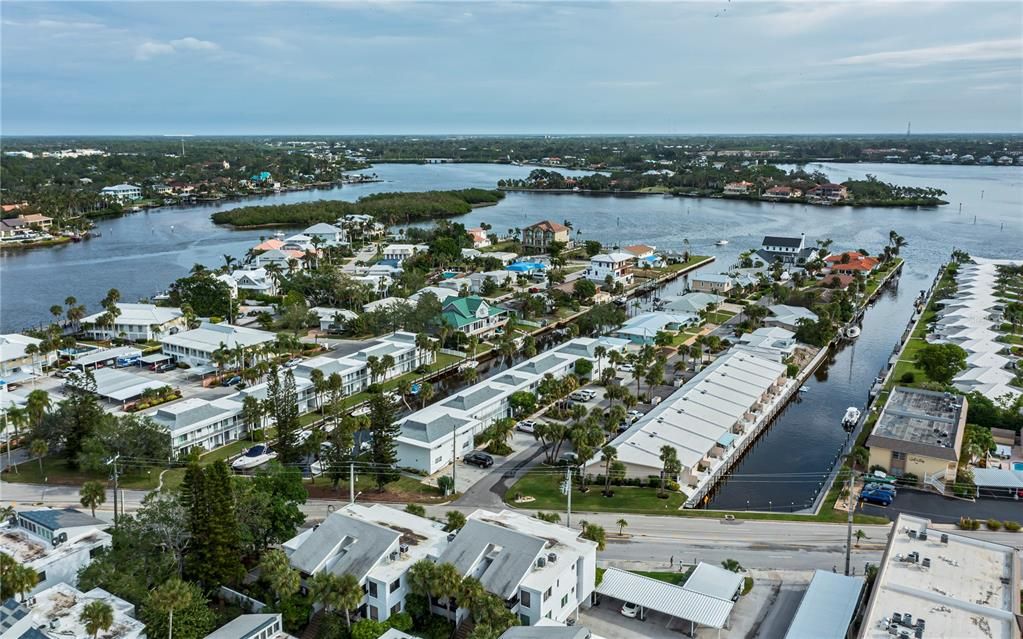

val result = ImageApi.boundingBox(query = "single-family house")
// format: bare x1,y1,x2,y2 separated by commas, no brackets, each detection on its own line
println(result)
310,307,359,332
723,181,754,196
304,222,347,246
585,253,634,287
466,227,491,249
0,214,53,238
612,312,699,344
252,237,285,253
255,248,306,271
521,221,571,253
408,286,459,305
232,267,277,296
690,272,734,294
824,251,880,275
381,244,428,265
765,304,819,331
763,186,802,200
469,270,516,294
663,292,725,315
807,183,849,203
99,184,142,202
82,303,187,341
363,297,412,314
756,233,818,266
440,296,508,338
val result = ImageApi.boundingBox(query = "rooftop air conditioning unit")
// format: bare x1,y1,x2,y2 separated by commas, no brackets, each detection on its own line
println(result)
918,531,927,541
547,553,557,563
921,558,931,568
536,557,546,568
390,551,399,561
399,544,410,554
940,534,948,544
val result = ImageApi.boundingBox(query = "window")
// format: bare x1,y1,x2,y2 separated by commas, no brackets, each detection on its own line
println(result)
368,581,378,598
519,614,531,626
892,451,907,460
520,591,531,607
543,587,551,602
369,605,379,621
389,579,400,593
561,594,569,607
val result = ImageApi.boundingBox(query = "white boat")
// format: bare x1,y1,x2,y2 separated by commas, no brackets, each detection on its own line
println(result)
845,326,861,339
799,386,809,393
715,239,729,246
841,407,861,428
458,359,479,372
232,444,278,470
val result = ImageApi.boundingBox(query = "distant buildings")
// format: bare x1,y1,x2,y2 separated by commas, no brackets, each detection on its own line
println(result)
763,186,802,200
866,387,966,491
466,227,492,248
723,181,754,196
100,183,142,203
521,220,571,253
0,213,52,238
303,222,348,246
807,183,849,203
381,244,428,265
858,513,1021,639
81,303,186,341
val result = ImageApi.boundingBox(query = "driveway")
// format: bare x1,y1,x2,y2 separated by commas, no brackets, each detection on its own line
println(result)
859,489,1023,524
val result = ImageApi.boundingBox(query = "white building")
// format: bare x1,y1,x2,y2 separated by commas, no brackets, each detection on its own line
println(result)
283,504,449,623
293,332,434,400
363,297,412,314
82,303,187,341
0,508,111,597
611,312,699,345
2,583,145,639
149,396,244,456
231,267,278,296
99,184,142,203
735,326,798,361
160,322,276,367
439,509,597,626
858,513,1021,639
408,286,459,305
309,307,359,332
303,222,347,246
205,614,292,639
468,270,516,294
765,304,818,331
584,253,634,286
381,244,428,265
215,273,239,299
397,337,628,474
255,248,306,271
596,348,788,501
689,272,734,294
0,333,57,378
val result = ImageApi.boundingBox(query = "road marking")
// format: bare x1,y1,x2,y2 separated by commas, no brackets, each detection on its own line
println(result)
768,555,793,558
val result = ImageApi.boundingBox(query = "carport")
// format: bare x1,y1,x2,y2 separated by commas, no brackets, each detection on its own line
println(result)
88,367,171,407
595,567,739,637
970,467,1023,500
141,353,172,368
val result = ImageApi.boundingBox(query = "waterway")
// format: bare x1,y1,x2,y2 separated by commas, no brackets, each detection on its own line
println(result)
2,161,1020,507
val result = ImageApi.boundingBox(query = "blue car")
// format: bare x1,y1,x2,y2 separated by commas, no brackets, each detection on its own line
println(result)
859,488,893,507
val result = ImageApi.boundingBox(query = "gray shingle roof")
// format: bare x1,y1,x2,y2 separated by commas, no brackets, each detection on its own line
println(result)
289,512,399,580
515,355,564,376
438,519,545,600
19,508,105,531
401,414,473,443
442,385,506,411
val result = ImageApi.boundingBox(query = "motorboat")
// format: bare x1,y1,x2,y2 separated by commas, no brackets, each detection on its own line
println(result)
799,386,809,393
845,326,861,339
458,359,479,372
232,444,277,470
715,239,729,246
841,407,861,429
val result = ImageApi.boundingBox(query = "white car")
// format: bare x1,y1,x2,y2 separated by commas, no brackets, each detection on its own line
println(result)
570,389,597,402
516,420,537,433
232,444,278,470
618,363,635,373
285,358,303,368
627,410,644,423
620,602,640,618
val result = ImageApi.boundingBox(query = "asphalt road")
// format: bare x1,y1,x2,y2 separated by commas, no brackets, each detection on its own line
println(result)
859,489,1023,524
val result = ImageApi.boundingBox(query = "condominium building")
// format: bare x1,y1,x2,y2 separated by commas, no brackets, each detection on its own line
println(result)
82,303,186,341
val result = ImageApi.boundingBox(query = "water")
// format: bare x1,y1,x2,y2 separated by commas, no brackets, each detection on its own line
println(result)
1,161,1020,505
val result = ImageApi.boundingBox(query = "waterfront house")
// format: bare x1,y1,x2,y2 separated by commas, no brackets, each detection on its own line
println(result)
824,251,879,275
584,252,635,287
283,504,449,623
756,233,818,266
0,333,57,377
232,267,277,296
612,312,699,344
521,220,571,253
252,237,286,253
466,227,492,248
807,183,849,203
303,222,347,246
439,296,508,338
763,186,802,200
723,181,754,196
866,387,966,490
0,508,111,597
624,244,663,268
765,304,818,331
735,326,798,361
381,244,428,265
99,183,142,202
82,303,187,341
437,509,597,627
0,213,53,238
255,248,306,271
662,292,725,315
160,322,276,367
690,272,735,294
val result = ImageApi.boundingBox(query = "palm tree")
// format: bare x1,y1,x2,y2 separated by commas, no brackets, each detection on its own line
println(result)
434,562,462,619
334,574,363,631
658,445,679,496
148,578,193,639
418,381,434,409
79,481,106,517
79,600,114,639
222,254,236,272
6,406,28,443
616,518,629,535
593,345,607,378
854,529,868,547
458,576,487,621
259,549,300,600
0,556,37,602
25,390,50,429
406,559,438,611
601,445,618,495
30,439,47,474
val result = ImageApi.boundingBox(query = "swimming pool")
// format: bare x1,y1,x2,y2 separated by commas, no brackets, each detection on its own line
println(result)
506,262,547,272
1014,462,1023,472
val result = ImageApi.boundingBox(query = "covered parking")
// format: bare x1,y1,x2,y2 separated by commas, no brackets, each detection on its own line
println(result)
595,566,741,637
970,467,1023,500
87,367,172,407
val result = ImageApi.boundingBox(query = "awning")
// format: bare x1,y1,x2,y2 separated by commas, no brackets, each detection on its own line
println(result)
596,568,735,629
970,467,1023,489
716,433,737,447
141,353,172,364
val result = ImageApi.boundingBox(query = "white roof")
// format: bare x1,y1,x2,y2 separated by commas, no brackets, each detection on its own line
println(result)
409,286,459,304
615,312,698,338
26,583,144,639
72,345,142,367
596,567,736,629
784,570,864,639
970,467,1023,489
160,322,276,352
0,333,41,362
82,303,183,325
965,351,1010,369
592,252,635,263
683,562,744,601
305,222,343,234
310,307,359,321
363,297,412,313
89,367,171,402
768,304,818,325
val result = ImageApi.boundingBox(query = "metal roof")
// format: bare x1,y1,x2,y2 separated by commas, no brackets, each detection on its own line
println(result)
970,467,1023,489
785,571,865,638
595,567,736,629
205,614,280,639
19,508,105,531
684,563,744,601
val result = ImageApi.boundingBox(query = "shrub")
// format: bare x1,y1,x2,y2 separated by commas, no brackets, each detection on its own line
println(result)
665,479,680,492
900,371,916,383
957,516,974,530
897,473,919,486
1003,520,1021,532
986,519,1002,531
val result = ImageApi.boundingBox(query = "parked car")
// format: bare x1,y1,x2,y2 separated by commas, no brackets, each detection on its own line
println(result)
558,452,580,466
618,363,635,373
222,375,241,387
626,410,644,423
859,488,893,506
570,389,598,402
285,358,302,368
620,602,640,619
869,470,898,485
156,361,177,373
864,482,897,496
516,420,537,433
463,451,494,468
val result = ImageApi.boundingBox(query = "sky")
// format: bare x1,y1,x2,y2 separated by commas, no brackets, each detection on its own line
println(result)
2,1,1022,135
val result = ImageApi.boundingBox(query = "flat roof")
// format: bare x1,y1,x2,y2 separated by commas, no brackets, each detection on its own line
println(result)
87,367,171,402
784,570,864,639
867,387,966,462
859,514,1020,639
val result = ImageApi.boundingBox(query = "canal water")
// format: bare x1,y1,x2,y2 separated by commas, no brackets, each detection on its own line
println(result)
2,161,1020,506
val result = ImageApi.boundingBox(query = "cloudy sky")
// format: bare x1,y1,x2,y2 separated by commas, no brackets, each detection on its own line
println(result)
2,1,1021,135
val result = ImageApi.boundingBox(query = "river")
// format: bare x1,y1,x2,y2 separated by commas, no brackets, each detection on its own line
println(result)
2,161,1020,507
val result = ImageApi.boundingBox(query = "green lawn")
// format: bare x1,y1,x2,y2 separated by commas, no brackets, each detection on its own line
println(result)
632,569,692,585
3,457,165,491
704,310,736,325
651,256,713,273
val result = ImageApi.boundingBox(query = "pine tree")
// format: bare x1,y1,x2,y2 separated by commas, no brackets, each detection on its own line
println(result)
204,461,244,588
368,393,399,490
268,367,301,464
180,463,209,584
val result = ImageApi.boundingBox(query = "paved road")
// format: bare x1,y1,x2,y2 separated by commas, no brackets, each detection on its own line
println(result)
859,489,1023,524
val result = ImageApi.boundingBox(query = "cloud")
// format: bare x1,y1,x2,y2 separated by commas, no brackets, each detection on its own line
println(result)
834,39,1022,67
135,36,219,61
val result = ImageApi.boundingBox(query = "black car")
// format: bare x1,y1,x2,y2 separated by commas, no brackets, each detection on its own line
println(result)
463,451,494,468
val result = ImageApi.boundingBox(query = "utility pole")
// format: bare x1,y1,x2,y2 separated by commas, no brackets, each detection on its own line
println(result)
845,468,855,576
106,454,120,528
565,465,573,529
349,461,355,505
451,424,457,490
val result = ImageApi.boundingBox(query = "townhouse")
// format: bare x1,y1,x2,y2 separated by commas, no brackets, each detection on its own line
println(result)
82,303,187,341
160,322,276,368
